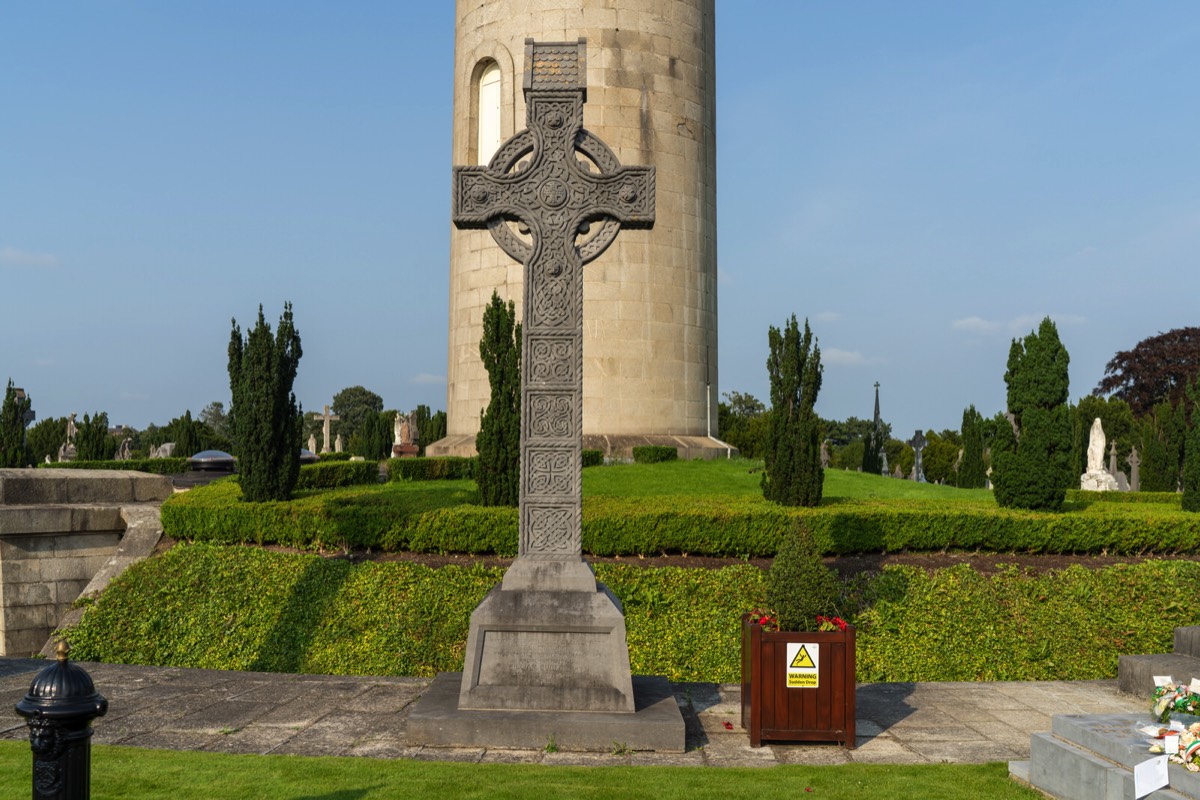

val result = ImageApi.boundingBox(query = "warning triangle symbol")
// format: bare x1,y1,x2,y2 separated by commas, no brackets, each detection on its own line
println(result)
790,645,815,669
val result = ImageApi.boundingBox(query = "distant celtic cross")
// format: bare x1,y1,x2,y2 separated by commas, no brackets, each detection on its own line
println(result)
452,39,655,560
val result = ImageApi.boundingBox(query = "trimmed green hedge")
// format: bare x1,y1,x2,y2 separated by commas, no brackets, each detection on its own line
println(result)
1066,489,1181,505
63,543,1199,683
37,458,189,475
632,445,677,464
163,482,1200,557
582,449,604,468
316,452,353,462
387,456,476,482
295,460,380,490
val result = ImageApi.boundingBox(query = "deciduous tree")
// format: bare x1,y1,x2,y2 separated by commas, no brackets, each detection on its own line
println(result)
1095,327,1200,416
332,386,384,443
228,303,303,502
718,391,769,458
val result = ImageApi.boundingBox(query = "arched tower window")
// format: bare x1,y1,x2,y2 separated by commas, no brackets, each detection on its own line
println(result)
477,61,501,166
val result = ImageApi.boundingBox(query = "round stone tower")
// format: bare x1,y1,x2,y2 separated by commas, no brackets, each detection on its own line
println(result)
431,0,726,458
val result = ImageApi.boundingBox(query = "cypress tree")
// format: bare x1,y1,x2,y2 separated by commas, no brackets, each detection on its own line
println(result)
1138,400,1179,492
762,315,824,507
476,291,521,507
992,317,1073,511
0,380,31,467
228,303,303,502
1184,377,1200,512
957,405,987,489
74,412,115,461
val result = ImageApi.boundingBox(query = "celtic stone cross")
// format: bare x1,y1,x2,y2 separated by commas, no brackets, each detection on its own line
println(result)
453,39,654,575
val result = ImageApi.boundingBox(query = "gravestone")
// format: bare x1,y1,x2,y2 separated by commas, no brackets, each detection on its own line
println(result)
908,430,927,483
408,39,682,751
1129,446,1141,492
311,405,339,454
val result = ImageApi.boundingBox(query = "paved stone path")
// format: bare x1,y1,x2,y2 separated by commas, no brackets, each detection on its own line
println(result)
0,657,1146,767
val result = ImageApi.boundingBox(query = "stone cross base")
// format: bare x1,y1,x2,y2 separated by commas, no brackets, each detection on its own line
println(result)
458,565,636,713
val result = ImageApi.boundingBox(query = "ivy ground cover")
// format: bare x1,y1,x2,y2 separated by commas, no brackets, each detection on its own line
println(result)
66,544,1200,684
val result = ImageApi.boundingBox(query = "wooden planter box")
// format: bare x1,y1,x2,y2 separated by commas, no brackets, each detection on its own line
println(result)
740,613,856,748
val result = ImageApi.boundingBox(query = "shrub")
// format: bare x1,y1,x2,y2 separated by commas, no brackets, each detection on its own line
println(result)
387,456,476,482
294,460,379,490
62,544,1199,684
316,452,353,462
37,457,190,474
765,523,839,631
632,446,677,464
163,479,1200,557
582,449,604,468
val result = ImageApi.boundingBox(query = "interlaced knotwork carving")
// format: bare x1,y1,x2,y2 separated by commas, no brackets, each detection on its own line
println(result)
527,448,575,495
522,505,577,555
529,337,575,384
452,39,654,560
527,393,573,439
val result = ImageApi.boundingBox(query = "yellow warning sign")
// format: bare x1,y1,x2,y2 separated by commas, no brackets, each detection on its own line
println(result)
789,645,815,669
785,642,819,689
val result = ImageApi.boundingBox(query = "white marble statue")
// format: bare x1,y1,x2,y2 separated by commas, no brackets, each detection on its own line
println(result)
1080,417,1119,491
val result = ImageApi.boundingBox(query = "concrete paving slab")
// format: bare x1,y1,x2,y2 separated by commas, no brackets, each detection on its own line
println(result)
0,656,1160,768
479,748,546,764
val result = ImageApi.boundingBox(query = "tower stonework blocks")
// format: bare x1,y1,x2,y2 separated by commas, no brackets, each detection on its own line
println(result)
431,0,727,459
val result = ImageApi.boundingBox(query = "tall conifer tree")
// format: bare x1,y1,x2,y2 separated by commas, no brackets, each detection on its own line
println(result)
957,405,987,489
1183,376,1200,512
762,315,823,506
228,303,303,502
476,291,521,507
0,380,31,468
992,317,1072,510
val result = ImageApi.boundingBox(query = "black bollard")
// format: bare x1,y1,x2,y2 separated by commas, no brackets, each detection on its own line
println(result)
14,642,108,800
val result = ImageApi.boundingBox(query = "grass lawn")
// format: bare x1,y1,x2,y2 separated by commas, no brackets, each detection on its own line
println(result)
581,458,998,503
0,742,1040,799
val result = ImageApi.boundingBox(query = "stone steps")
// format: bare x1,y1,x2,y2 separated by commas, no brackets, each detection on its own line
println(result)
1013,714,1198,799
1120,627,1200,697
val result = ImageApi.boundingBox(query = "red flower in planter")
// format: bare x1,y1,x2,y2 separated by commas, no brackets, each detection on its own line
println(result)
748,611,779,632
817,615,848,632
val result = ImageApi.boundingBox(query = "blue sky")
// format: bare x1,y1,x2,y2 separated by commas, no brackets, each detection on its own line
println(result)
3,2,1197,440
